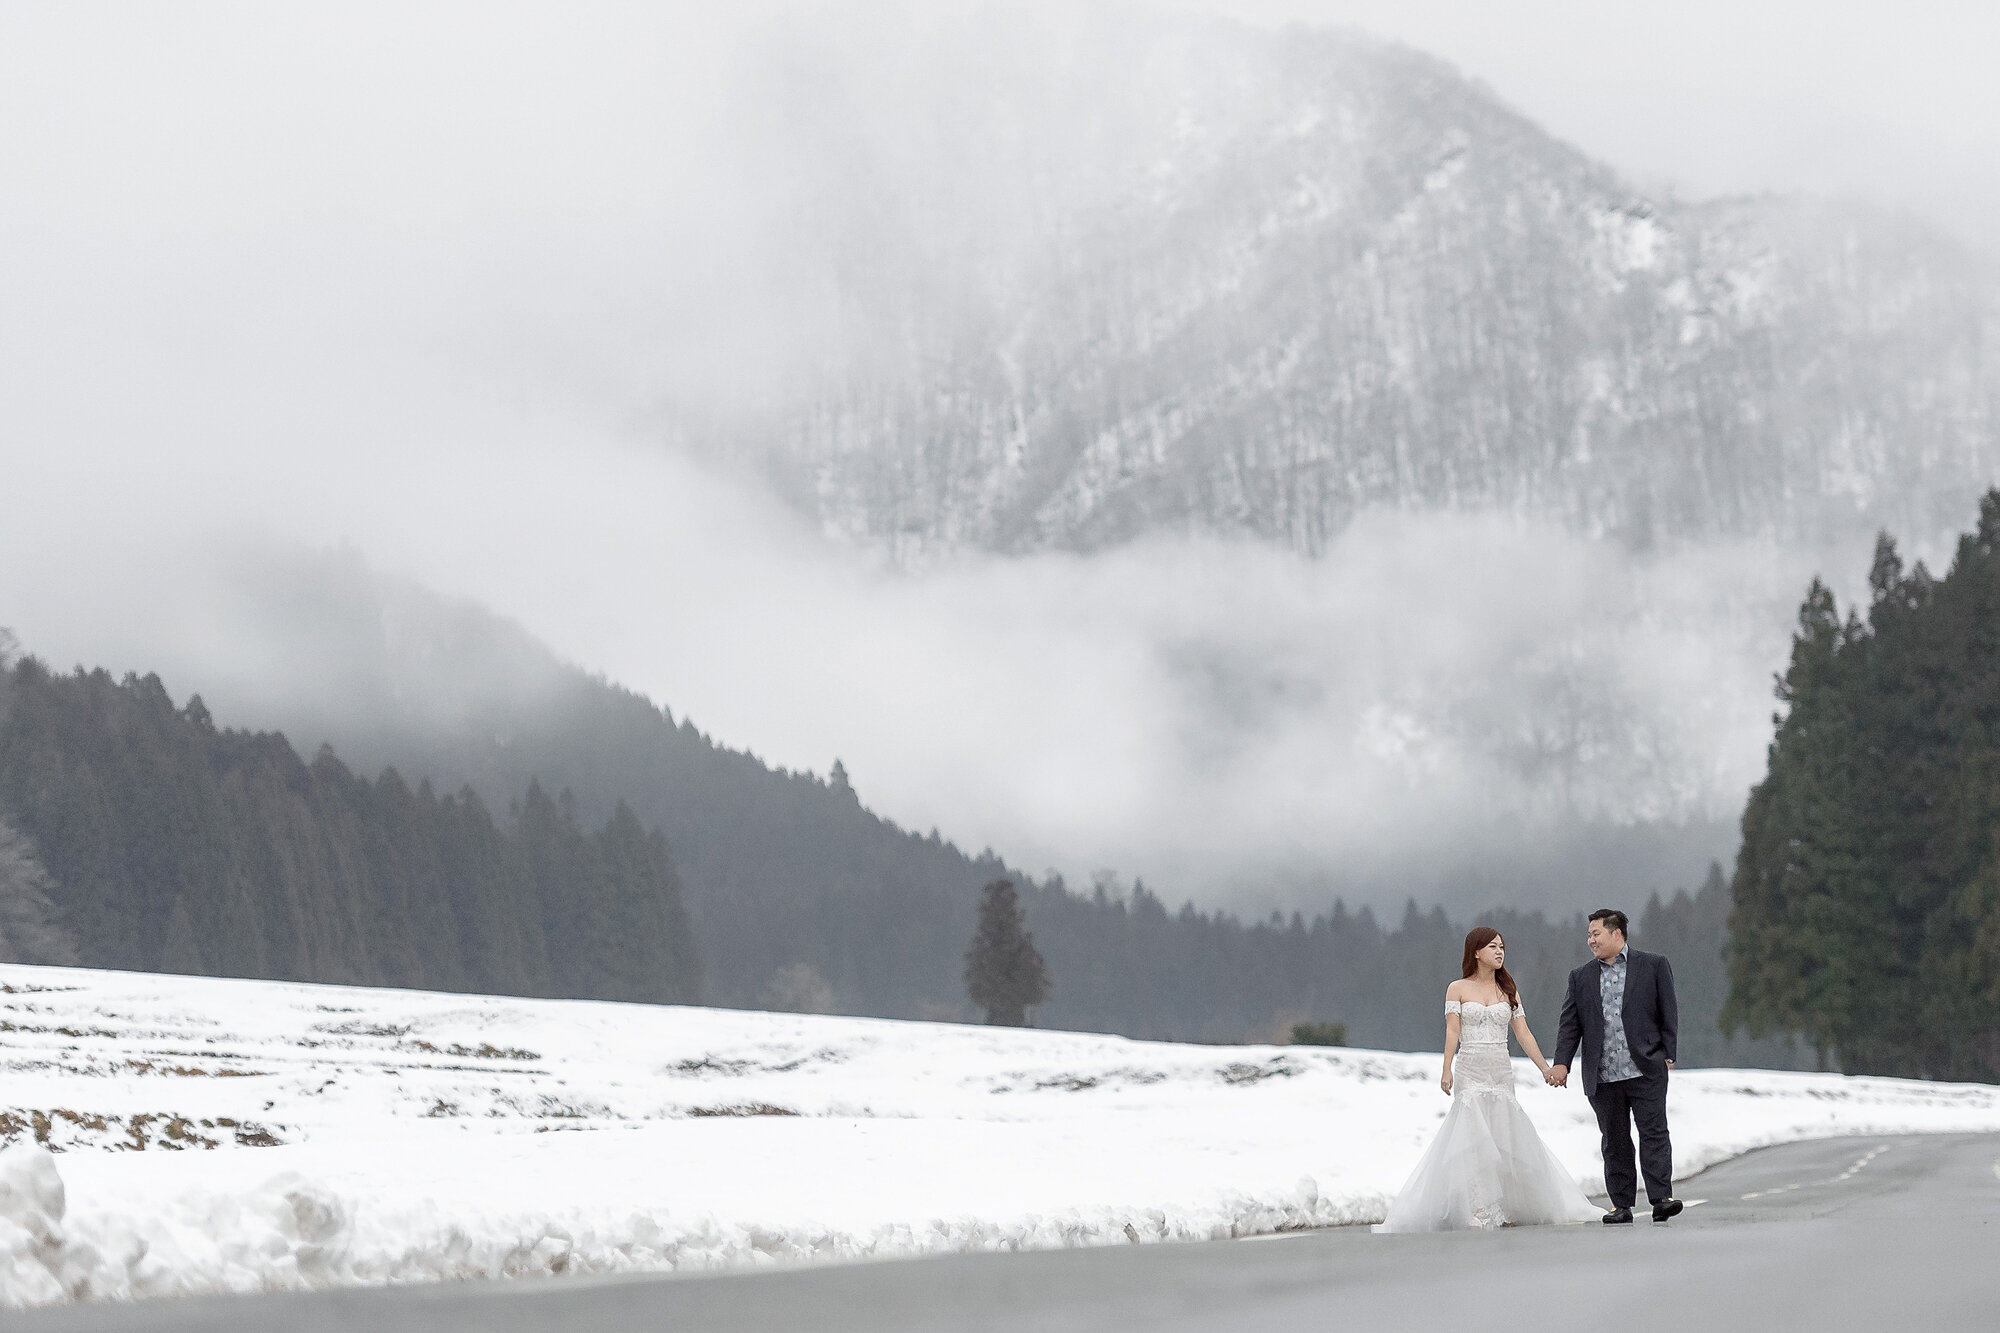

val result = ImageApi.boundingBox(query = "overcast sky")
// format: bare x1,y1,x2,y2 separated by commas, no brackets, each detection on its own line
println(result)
1,1,1989,912
1185,0,2000,254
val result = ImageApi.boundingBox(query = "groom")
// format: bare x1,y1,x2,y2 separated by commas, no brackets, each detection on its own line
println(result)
1547,908,1682,1224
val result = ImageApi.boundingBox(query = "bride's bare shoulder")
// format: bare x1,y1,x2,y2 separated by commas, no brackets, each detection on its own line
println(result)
1444,978,1469,999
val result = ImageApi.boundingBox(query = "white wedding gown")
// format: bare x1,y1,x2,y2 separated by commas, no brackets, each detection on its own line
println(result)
1375,999,1600,1232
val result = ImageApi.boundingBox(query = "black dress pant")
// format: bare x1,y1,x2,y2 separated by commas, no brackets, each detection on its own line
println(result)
1588,1072,1672,1207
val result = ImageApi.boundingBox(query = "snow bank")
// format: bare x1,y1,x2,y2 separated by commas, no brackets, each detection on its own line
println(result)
0,1144,352,1303
3,963,1998,1308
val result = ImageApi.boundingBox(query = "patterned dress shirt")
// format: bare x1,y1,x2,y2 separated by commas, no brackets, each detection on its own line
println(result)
1598,946,1641,1083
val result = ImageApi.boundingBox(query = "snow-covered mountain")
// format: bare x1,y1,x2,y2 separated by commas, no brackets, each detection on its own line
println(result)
709,13,1998,563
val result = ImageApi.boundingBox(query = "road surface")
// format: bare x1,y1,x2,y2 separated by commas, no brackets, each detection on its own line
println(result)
14,1132,1997,1331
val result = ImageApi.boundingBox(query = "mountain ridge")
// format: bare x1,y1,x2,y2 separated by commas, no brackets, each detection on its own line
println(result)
699,14,1997,564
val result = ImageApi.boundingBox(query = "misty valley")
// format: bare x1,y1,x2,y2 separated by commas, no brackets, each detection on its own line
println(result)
0,621,1760,1058
3,4,1999,1084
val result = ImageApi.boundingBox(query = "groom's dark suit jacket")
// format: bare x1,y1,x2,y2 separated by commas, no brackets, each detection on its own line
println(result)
1552,949,1678,1098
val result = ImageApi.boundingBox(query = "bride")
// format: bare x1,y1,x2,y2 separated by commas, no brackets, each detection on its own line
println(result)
1375,927,1599,1232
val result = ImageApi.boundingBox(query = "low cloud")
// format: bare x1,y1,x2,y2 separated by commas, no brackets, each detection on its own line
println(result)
0,386,1827,914
0,0,1936,917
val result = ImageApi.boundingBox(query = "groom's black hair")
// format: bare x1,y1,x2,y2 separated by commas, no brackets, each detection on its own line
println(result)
1589,908,1629,936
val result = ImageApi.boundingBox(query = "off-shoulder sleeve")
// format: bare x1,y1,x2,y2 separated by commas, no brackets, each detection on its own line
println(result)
1444,1000,1463,1014
1512,1003,1524,1017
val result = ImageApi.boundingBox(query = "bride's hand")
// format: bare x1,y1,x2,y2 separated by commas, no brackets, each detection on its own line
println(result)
1439,1068,1453,1096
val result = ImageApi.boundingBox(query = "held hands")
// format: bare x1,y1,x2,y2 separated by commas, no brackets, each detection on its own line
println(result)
1544,1064,1568,1087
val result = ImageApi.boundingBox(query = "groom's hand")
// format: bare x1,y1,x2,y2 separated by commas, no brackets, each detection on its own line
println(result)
1547,1064,1569,1087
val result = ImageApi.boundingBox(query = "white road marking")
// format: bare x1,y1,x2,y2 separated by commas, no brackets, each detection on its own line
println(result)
1238,1230,1316,1242
1739,1144,1891,1201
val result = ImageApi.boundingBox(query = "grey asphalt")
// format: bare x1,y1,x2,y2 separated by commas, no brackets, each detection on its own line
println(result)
9,1132,1997,1332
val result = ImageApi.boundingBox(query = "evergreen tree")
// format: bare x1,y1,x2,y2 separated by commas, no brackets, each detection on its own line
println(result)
1727,491,2000,1079
0,814,79,965
964,878,1049,1026
435,785,551,996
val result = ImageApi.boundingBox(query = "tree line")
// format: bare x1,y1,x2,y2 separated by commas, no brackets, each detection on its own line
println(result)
1012,861,1797,1065
0,657,699,1004
1727,491,2000,1080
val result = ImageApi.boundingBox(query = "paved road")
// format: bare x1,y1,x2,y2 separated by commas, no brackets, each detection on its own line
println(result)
14,1133,1998,1332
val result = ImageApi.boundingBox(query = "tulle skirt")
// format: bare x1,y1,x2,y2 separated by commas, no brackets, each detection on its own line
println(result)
1374,1048,1600,1232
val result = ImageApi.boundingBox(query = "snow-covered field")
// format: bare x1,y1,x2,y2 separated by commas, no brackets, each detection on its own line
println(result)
3,964,1999,1309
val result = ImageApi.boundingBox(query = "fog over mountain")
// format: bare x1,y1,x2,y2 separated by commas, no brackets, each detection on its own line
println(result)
688,6,1995,902
716,17,1996,559
2,2,1993,918
1200,1,2000,264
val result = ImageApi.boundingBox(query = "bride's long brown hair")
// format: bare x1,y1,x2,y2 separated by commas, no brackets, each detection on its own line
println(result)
1461,926,1519,1006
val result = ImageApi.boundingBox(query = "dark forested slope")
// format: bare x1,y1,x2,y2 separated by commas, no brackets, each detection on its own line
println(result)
0,659,699,1004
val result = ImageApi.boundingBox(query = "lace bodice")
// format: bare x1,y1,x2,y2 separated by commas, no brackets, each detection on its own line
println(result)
1445,998,1520,1051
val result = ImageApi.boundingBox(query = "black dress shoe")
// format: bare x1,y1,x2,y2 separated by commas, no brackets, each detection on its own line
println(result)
1602,1207,1633,1224
1652,1198,1683,1222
